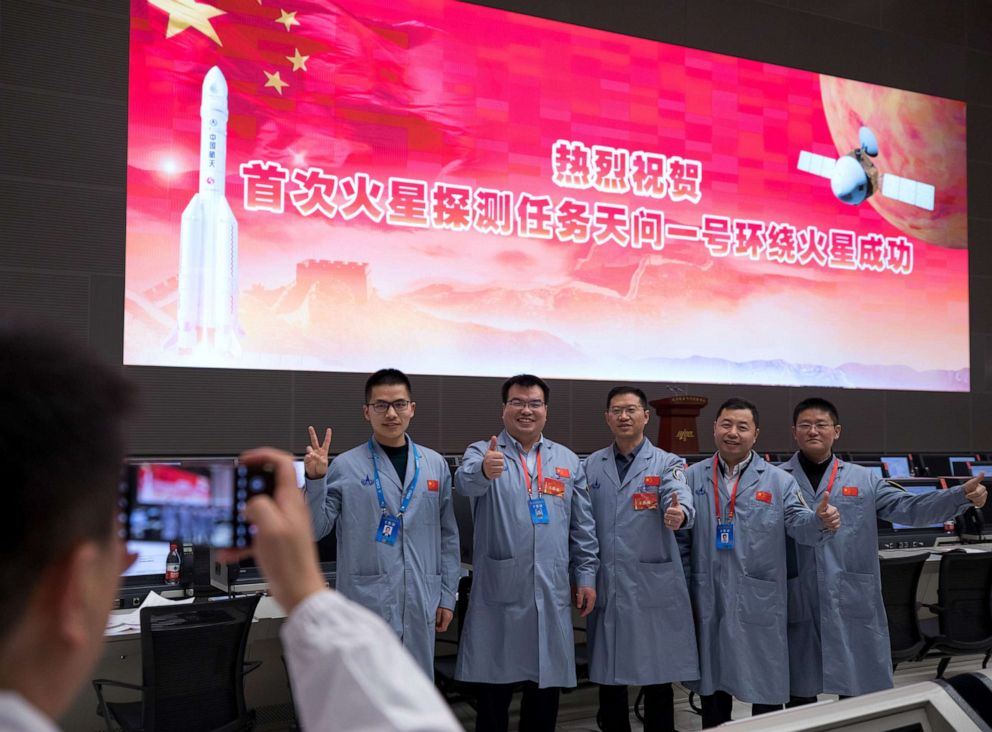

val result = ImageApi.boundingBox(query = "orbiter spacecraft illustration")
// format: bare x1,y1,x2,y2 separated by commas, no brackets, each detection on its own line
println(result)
797,126,935,211
170,66,242,355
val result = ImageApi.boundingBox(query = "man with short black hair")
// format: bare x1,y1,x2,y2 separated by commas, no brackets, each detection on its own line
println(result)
678,397,840,728
455,374,599,732
781,396,987,703
0,324,135,731
584,386,698,732
304,368,460,678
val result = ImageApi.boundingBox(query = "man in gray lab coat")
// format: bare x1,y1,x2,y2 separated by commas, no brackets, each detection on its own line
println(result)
678,397,841,728
584,386,698,732
455,374,600,732
781,396,987,704
303,368,460,679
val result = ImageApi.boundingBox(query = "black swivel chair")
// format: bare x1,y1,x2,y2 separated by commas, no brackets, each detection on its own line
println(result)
918,550,992,678
94,594,262,732
879,552,930,670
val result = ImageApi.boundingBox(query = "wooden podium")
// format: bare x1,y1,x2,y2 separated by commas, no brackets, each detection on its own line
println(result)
649,395,708,453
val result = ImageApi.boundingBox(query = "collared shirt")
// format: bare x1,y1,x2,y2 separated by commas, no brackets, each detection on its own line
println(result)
509,434,544,477
613,438,646,483
716,451,754,500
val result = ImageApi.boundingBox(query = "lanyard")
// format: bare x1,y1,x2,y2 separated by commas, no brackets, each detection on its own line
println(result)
517,444,543,499
821,458,840,499
712,456,746,523
368,438,421,517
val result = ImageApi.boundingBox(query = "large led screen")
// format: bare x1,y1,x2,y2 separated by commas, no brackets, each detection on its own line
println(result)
125,0,969,390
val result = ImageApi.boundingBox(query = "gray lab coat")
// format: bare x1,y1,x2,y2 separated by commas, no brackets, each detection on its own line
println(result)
454,430,599,688
780,453,972,697
583,440,700,685
678,452,828,704
305,436,460,678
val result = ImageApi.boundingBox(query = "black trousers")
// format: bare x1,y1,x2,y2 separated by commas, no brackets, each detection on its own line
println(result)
598,683,675,732
474,681,560,732
700,690,782,729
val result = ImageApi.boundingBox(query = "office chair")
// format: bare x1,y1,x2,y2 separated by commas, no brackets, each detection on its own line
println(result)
94,594,262,732
434,574,477,708
918,550,992,678
879,552,930,669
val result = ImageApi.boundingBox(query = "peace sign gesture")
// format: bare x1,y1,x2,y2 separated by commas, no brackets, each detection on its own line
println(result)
305,425,333,479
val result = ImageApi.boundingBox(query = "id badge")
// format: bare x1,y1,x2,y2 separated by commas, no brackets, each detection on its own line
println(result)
376,514,400,545
529,497,550,525
716,521,734,550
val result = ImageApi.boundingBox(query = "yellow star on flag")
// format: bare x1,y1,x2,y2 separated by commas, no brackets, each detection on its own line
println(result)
286,48,310,71
276,9,300,31
149,0,225,46
264,70,289,94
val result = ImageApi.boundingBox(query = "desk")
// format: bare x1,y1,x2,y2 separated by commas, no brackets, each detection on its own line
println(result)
879,542,992,620
59,596,293,731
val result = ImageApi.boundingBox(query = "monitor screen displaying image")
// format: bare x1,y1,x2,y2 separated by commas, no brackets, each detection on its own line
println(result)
881,456,912,478
123,0,969,391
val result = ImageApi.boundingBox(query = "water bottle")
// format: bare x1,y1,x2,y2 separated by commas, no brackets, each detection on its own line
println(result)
164,543,181,585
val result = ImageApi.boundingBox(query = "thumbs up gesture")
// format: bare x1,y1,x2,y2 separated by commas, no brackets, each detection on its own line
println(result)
482,436,505,480
664,491,685,530
816,491,841,531
964,473,988,508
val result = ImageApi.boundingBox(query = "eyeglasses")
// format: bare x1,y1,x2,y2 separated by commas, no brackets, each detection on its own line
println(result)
367,399,412,414
506,398,546,410
796,421,835,432
608,406,644,417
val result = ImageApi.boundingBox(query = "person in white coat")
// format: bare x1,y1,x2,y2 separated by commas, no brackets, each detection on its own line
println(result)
583,386,698,732
303,368,460,679
455,374,599,732
781,397,987,705
677,397,841,728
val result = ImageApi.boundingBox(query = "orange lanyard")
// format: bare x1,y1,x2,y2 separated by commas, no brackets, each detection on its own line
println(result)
821,459,840,499
517,445,542,499
712,457,745,522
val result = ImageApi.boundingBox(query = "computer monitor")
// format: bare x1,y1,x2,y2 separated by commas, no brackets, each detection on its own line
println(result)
853,460,888,480
880,455,913,478
951,456,981,476
122,539,172,579
970,463,992,477
292,458,306,488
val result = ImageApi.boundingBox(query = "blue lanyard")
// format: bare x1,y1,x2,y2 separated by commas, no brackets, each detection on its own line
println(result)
368,438,421,517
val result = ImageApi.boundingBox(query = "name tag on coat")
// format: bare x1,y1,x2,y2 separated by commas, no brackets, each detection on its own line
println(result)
541,477,565,497
632,492,659,510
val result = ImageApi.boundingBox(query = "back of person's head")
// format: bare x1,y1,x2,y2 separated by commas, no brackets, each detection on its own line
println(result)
716,397,760,428
501,374,550,404
0,322,135,646
792,397,840,425
364,368,412,401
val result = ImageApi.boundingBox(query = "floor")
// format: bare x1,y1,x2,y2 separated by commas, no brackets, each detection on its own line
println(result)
254,653,990,730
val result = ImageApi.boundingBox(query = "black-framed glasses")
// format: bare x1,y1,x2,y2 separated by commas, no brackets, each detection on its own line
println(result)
608,406,644,418
506,398,546,410
367,399,413,414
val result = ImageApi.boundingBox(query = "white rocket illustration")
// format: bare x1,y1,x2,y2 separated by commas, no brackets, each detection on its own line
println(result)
173,66,241,355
